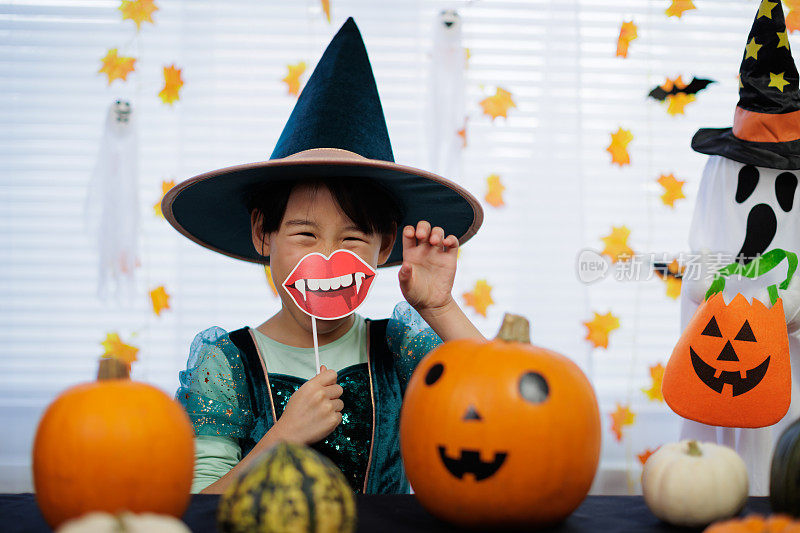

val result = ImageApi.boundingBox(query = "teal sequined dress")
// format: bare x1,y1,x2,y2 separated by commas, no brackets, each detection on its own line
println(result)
176,303,442,494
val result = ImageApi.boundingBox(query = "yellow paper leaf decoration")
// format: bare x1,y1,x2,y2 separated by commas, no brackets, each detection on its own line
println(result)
616,21,638,58
101,332,139,365
583,311,620,349
479,87,516,121
665,0,696,18
321,0,331,23
606,128,633,166
657,173,686,207
485,174,506,207
610,403,636,442
119,0,158,31
642,363,665,402
150,286,171,316
98,49,136,85
153,179,176,218
601,225,634,263
666,92,696,115
654,259,684,300
264,265,278,297
463,279,494,317
282,62,307,96
158,64,184,105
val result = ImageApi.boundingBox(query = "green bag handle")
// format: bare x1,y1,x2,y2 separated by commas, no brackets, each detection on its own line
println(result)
705,248,798,306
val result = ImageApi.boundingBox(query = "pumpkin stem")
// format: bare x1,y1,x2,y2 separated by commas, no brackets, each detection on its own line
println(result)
97,357,130,381
686,440,702,457
496,314,531,344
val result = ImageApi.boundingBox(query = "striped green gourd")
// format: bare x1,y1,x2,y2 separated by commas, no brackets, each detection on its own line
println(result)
770,418,800,516
217,441,356,533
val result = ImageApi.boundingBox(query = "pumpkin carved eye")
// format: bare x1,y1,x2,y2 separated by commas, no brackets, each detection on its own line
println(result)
425,363,444,385
701,317,722,337
519,372,549,403
734,320,756,342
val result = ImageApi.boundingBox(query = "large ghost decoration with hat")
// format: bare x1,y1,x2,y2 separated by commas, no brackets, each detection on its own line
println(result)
675,0,800,495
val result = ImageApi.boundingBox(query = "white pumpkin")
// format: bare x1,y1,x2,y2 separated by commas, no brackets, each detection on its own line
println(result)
56,512,191,533
642,440,748,527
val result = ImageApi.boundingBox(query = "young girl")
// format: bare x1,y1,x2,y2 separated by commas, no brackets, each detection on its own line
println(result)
164,17,484,494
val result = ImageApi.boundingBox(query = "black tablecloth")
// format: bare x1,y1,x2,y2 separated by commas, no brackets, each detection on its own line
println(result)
0,493,773,533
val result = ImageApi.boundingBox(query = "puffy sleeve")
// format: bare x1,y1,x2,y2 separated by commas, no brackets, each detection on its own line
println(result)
175,326,254,440
386,302,443,394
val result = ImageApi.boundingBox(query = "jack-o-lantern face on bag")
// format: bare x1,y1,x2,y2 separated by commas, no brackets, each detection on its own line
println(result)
399,335,601,529
663,292,790,428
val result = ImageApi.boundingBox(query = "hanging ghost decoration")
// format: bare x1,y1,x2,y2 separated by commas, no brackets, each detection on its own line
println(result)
84,100,140,302
283,249,377,371
428,9,467,180
674,1,800,495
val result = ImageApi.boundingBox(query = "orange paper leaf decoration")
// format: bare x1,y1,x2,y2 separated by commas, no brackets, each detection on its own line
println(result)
601,225,634,263
158,64,184,105
787,0,800,33
153,179,176,218
583,311,621,349
282,62,307,96
149,286,171,316
642,363,665,402
657,173,687,207
479,87,516,121
616,21,638,58
485,174,506,207
98,49,136,85
610,403,636,442
119,0,158,30
606,128,633,166
463,280,495,317
637,447,659,466
100,332,139,365
665,0,696,18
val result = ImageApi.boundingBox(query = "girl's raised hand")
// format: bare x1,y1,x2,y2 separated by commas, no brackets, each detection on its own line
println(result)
398,220,459,313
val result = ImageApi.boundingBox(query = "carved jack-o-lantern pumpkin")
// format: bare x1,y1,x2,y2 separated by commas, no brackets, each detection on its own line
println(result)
663,292,791,428
399,315,601,529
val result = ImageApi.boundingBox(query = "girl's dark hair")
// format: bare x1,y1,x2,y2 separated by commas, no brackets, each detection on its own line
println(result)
246,177,404,250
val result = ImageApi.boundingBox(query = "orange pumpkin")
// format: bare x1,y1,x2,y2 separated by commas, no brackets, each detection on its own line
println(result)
33,358,195,529
704,514,800,533
663,292,790,428
399,315,601,529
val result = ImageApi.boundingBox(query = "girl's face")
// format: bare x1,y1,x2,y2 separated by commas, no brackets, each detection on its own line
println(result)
251,183,395,334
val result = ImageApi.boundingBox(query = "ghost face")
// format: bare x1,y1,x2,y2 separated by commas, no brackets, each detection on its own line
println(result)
691,156,799,263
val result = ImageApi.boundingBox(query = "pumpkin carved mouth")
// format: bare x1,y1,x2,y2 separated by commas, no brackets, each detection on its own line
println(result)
437,446,507,481
690,348,770,397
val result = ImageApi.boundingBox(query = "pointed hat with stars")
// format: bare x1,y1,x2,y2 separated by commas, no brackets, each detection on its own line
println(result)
692,0,800,170
161,17,483,267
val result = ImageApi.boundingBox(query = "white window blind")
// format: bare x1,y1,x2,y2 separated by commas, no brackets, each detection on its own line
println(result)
0,0,778,493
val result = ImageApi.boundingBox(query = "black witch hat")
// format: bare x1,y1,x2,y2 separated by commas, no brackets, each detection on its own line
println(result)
162,18,482,266
692,0,800,170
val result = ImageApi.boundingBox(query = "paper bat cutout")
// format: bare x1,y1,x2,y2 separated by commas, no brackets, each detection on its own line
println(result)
283,249,376,320
648,77,715,101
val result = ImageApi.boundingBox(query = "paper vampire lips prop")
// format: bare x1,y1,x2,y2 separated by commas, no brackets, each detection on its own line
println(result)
283,249,376,320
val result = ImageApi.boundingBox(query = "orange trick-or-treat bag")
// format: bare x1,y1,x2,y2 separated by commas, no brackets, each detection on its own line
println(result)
663,249,796,428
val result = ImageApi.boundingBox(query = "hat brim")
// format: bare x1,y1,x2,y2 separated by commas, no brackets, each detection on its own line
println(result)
162,153,483,267
692,127,800,170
